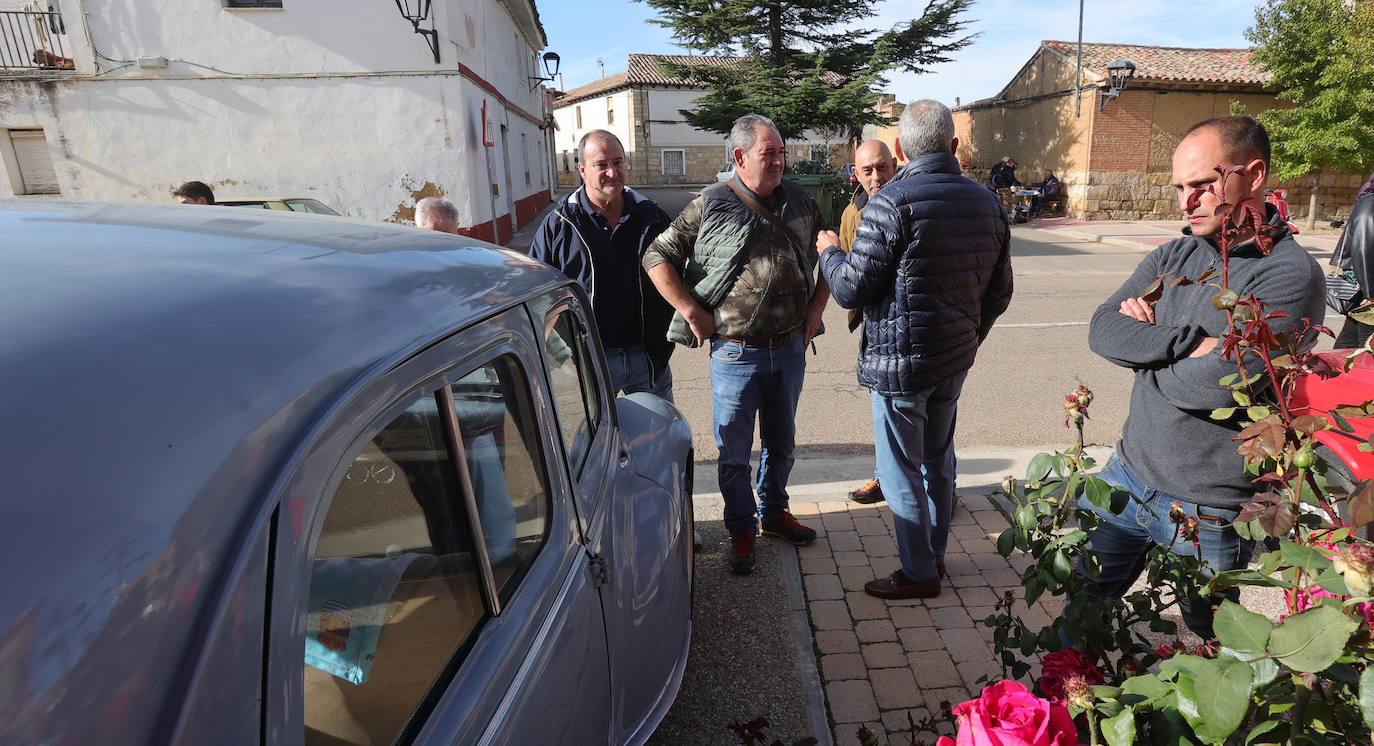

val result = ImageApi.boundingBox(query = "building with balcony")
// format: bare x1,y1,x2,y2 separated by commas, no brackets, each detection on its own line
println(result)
0,0,556,241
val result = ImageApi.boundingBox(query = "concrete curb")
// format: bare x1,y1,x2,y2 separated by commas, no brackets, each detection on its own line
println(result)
781,543,835,746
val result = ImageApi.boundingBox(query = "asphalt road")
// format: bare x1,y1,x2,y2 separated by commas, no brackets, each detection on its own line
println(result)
634,186,1142,471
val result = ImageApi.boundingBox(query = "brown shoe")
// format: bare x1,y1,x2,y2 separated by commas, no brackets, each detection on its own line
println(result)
849,478,884,504
864,570,941,599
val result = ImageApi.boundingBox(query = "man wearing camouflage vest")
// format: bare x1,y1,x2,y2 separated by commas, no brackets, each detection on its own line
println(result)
644,114,830,575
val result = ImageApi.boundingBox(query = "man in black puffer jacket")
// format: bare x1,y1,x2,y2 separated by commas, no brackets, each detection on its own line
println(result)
816,99,1014,599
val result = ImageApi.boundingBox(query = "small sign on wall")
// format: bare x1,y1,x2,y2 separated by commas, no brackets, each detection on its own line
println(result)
482,100,495,147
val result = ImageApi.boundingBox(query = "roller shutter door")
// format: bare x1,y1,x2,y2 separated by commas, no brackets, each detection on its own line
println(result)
10,130,59,194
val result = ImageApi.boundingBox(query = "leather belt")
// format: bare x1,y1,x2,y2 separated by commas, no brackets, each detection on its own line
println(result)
714,329,802,348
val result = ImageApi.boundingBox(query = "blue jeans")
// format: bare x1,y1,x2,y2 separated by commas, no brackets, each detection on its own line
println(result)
605,344,673,403
711,335,806,537
872,370,967,583
1074,452,1254,640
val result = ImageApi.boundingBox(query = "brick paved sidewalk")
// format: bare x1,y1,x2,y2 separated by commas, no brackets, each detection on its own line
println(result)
791,493,1064,746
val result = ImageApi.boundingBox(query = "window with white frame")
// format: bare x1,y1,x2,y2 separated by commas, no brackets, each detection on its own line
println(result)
661,149,685,176
606,97,614,125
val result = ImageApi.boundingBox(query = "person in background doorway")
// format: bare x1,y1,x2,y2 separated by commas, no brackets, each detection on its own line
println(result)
415,197,459,233
173,181,214,205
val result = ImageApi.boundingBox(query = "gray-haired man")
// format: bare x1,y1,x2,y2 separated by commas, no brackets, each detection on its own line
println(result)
644,114,829,574
817,100,1013,599
415,196,459,233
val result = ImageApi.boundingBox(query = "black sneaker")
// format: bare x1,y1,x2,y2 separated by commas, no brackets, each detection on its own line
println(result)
760,511,817,546
729,531,756,574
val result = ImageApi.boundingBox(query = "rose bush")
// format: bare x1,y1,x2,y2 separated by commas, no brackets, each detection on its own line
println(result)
936,681,1078,746
967,170,1374,744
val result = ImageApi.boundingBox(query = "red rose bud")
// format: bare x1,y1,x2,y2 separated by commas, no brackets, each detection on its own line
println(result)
1154,644,1175,659
1168,501,1187,524
1180,516,1199,543
1039,648,1104,701
1062,674,1094,710
1074,385,1094,407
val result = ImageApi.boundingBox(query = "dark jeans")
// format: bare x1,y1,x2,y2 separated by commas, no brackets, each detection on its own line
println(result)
1072,453,1253,641
871,371,967,583
710,335,807,537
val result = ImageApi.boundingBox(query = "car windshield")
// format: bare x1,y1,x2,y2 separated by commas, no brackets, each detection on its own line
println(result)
285,199,340,216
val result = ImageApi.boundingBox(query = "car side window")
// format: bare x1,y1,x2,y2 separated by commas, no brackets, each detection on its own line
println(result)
303,394,485,746
542,311,601,477
449,356,550,605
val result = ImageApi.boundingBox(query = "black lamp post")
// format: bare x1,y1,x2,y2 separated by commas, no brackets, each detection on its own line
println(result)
1099,59,1137,110
528,51,560,92
393,0,440,64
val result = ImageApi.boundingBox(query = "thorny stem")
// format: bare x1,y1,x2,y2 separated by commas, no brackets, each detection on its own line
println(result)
1303,470,1343,526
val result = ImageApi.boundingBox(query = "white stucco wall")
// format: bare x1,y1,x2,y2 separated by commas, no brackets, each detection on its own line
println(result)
553,93,633,151
0,0,555,233
0,74,551,225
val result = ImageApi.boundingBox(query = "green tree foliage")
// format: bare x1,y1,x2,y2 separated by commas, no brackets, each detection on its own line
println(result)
636,0,975,141
1246,0,1374,183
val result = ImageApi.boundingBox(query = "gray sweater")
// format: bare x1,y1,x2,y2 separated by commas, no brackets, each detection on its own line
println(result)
1089,210,1324,508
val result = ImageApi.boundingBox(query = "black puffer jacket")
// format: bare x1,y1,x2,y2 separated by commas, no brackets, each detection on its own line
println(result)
819,152,1013,396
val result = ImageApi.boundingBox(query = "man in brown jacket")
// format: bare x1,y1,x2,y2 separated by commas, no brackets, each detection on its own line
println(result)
838,139,898,505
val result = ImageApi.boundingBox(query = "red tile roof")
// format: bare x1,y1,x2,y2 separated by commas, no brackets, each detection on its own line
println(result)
556,54,747,106
1041,41,1271,85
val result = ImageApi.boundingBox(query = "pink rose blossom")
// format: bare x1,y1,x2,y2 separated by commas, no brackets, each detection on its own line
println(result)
944,680,1078,746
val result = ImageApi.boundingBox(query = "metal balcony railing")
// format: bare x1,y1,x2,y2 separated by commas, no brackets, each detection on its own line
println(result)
1,9,72,72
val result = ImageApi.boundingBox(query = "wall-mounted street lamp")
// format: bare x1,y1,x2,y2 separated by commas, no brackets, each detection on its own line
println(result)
529,51,560,92
393,0,440,64
1099,59,1137,110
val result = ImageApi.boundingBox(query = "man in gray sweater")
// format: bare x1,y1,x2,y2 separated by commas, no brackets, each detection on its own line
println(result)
1079,116,1324,642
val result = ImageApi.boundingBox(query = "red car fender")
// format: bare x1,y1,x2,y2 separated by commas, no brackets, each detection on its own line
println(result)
1289,350,1374,480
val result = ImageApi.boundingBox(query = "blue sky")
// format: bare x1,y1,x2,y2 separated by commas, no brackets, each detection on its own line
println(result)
540,0,1261,107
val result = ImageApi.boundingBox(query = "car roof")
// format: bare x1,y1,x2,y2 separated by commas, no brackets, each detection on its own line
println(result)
0,199,566,739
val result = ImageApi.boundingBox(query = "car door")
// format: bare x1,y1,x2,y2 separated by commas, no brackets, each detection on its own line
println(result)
530,288,690,743
264,305,613,746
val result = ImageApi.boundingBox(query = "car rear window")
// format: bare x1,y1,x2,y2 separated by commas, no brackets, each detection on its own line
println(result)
285,199,340,215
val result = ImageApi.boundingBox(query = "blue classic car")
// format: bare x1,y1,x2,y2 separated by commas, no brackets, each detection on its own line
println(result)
0,201,694,745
